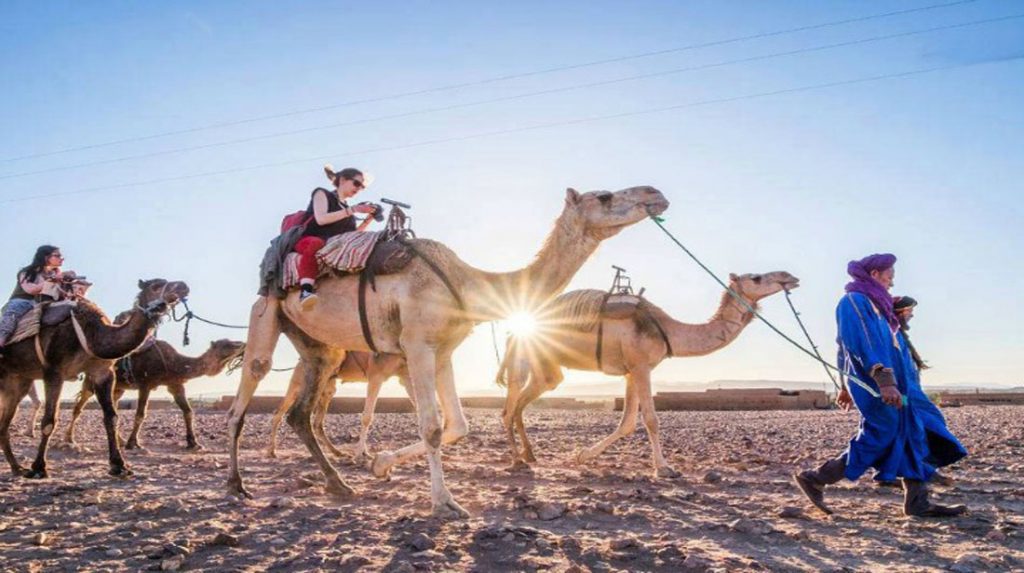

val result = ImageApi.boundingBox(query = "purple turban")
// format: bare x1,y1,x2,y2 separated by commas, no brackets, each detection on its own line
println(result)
845,253,898,330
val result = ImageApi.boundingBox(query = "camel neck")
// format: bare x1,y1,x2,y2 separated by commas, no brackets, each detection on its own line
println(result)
658,290,758,357
464,208,599,321
73,303,158,360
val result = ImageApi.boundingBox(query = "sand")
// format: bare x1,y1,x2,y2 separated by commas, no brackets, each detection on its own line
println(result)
1,405,1021,572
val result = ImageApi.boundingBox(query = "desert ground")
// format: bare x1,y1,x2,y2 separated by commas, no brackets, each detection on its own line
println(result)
1,404,1021,572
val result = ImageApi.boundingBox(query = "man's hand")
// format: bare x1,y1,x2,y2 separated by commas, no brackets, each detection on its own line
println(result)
872,367,903,409
836,388,854,411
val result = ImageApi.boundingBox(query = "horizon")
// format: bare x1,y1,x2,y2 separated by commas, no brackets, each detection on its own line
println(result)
2,1,1022,401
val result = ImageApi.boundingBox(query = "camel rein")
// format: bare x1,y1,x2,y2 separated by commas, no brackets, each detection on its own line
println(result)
646,212,878,399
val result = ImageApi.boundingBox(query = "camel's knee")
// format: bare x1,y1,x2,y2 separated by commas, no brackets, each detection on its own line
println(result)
285,405,311,431
421,420,443,449
249,358,272,381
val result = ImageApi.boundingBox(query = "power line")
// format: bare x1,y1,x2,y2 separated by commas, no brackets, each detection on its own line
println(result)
2,58,1008,205
3,11,1017,182
0,0,977,164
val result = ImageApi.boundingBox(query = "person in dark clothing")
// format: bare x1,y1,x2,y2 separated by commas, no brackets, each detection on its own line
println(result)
295,165,377,309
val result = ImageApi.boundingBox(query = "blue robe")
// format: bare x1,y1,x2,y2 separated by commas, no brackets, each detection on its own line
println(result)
836,292,966,482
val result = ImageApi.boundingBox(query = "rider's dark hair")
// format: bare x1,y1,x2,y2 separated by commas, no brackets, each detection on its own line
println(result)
18,245,59,283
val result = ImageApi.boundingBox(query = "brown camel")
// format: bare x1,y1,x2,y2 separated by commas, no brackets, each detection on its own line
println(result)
64,338,245,451
226,186,669,517
498,271,799,477
265,351,407,460
0,279,190,478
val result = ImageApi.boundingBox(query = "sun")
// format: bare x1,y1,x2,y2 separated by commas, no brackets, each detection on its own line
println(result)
505,311,537,338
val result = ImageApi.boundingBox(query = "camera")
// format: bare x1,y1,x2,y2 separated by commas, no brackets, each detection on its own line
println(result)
357,201,385,222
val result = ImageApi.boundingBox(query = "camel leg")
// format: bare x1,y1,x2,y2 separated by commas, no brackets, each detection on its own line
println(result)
91,369,131,477
25,382,42,438
372,349,467,518
65,381,96,445
1,377,33,475
512,363,562,464
226,296,282,498
312,377,344,458
26,371,66,479
342,374,385,462
168,383,201,450
576,376,640,465
124,385,151,450
633,367,678,478
283,344,351,498
112,388,126,448
266,366,303,459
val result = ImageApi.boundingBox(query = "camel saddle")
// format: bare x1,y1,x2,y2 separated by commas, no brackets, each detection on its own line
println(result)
600,293,643,320
6,301,77,346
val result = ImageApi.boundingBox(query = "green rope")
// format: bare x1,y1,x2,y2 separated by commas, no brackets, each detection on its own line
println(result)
648,214,880,399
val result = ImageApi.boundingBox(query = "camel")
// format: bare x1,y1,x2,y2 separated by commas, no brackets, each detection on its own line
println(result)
266,351,407,460
226,186,669,517
0,279,190,478
498,271,799,477
64,338,245,451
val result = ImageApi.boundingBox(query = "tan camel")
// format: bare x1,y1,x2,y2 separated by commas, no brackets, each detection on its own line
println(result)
226,186,669,517
23,383,41,437
266,351,407,460
499,271,799,477
64,338,245,450
0,279,190,478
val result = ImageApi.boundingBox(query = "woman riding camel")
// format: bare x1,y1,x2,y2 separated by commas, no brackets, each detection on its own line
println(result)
0,245,65,349
295,165,377,309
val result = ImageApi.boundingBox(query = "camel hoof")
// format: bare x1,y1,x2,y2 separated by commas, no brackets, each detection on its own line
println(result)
125,441,141,450
507,459,532,472
432,499,470,520
227,479,254,500
109,465,134,478
10,465,30,477
370,451,395,480
266,449,278,459
523,452,537,464
574,449,593,466
325,480,356,499
24,468,48,479
185,443,205,452
656,466,682,479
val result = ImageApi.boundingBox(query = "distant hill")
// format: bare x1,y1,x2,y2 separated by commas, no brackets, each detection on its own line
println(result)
544,379,1022,397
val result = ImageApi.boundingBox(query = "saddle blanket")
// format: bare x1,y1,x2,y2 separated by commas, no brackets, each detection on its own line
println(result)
8,301,77,346
281,231,382,290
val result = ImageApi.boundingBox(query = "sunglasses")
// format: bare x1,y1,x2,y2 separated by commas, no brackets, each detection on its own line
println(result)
50,253,64,259
350,179,365,190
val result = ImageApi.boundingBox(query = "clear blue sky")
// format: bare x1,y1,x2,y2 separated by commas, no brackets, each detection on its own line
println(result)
2,1,1022,399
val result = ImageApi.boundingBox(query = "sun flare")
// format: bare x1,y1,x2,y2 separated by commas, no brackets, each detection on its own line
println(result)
505,311,538,338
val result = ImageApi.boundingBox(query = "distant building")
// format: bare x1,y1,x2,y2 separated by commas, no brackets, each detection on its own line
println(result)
614,388,830,411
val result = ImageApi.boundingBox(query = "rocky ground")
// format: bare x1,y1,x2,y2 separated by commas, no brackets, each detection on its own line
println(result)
0,405,1022,572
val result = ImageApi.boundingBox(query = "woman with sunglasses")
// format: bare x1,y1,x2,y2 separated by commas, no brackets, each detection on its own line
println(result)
0,245,65,349
295,165,378,309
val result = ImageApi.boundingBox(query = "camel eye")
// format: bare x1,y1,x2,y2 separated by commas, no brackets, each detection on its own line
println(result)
596,192,613,206
752,275,762,283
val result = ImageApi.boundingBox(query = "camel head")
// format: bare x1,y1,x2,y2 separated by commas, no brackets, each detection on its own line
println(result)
728,271,800,302
135,278,191,317
209,339,246,363
565,186,669,240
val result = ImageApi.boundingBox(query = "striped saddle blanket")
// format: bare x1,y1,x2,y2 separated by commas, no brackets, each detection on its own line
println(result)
281,231,384,290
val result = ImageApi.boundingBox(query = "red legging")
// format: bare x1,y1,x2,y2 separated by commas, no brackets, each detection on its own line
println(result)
294,236,326,282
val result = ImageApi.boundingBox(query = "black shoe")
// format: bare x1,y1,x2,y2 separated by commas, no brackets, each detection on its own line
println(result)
299,287,318,310
902,479,967,517
794,456,847,515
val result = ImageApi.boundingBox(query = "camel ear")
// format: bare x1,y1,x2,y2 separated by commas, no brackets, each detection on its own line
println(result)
728,273,739,282
138,279,146,289
565,188,581,205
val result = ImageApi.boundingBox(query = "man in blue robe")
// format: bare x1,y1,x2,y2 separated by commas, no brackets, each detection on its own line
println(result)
794,254,966,517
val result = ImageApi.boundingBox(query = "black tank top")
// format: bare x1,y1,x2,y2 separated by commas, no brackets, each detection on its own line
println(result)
303,188,356,239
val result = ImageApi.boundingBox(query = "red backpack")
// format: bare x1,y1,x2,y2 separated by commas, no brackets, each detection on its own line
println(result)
280,210,313,234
